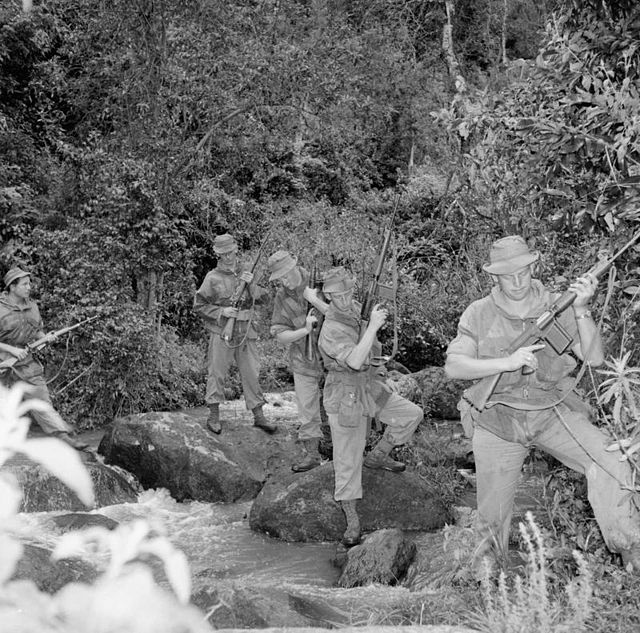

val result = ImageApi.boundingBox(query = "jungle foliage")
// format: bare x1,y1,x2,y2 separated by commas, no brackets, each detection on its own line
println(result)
0,0,638,430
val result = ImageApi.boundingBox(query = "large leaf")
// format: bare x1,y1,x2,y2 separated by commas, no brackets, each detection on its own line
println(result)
19,438,94,507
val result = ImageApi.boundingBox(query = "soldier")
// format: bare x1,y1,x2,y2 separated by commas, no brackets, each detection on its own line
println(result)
318,267,423,546
194,234,275,434
445,235,640,573
268,250,329,472
0,267,90,453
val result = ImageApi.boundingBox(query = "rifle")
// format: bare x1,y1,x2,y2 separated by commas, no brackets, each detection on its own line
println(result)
0,315,99,371
220,231,272,343
360,194,400,333
469,231,640,411
304,262,324,362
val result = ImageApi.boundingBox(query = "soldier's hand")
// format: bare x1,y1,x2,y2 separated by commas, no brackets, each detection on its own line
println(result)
570,273,598,307
240,270,254,284
303,286,318,303
369,304,388,330
305,313,318,332
221,306,239,318
507,343,546,372
10,346,28,361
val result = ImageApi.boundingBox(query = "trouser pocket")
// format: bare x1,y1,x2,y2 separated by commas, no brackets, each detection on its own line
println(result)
338,390,365,428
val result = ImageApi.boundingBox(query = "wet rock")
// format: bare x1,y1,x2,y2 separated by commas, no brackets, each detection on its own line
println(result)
6,460,139,512
194,581,477,632
249,463,451,542
337,529,416,588
391,367,469,420
52,512,119,532
11,544,98,593
98,410,299,503
192,584,316,629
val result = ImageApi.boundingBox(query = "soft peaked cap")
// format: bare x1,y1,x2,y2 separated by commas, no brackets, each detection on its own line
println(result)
322,267,356,294
213,234,238,254
482,235,539,275
267,250,297,282
4,267,30,288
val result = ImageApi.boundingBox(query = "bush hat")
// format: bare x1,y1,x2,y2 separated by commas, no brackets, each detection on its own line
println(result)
267,250,297,282
482,235,539,275
322,267,356,294
213,234,238,254
4,267,31,288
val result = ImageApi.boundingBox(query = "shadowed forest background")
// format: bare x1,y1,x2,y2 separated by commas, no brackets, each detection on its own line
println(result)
1,0,639,428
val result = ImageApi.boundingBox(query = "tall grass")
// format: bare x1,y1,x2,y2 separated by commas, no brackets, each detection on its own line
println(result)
471,512,592,633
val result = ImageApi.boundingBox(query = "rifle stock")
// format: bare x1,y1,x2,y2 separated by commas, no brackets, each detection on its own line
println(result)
470,231,640,411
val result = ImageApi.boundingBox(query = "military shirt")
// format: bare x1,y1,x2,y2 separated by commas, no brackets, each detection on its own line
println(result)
270,267,323,378
447,279,582,439
318,302,388,416
194,264,267,340
0,293,45,379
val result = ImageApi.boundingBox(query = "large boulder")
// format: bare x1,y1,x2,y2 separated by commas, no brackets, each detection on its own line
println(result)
5,459,139,512
391,367,469,420
98,409,300,503
249,463,451,542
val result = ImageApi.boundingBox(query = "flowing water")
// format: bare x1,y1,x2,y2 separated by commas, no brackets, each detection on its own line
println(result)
11,488,342,592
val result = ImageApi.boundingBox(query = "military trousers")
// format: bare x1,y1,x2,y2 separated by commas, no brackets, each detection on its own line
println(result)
293,372,323,440
473,407,640,558
3,372,71,435
205,333,264,411
328,392,422,502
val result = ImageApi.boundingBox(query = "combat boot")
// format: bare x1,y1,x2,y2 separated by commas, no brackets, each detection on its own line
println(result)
364,437,406,472
292,438,321,473
206,404,221,434
252,404,276,433
340,499,361,547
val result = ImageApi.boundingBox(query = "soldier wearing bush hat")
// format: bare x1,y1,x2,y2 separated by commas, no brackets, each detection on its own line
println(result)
212,233,238,254
268,250,329,472
0,267,90,453
445,234,640,576
194,233,275,434
318,266,423,548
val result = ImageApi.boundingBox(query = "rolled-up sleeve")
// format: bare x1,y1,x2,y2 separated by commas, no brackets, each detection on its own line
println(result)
446,305,478,359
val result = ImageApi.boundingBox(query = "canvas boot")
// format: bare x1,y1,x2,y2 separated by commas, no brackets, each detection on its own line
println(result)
340,499,361,547
364,437,406,472
291,438,321,473
206,404,221,434
252,404,276,433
